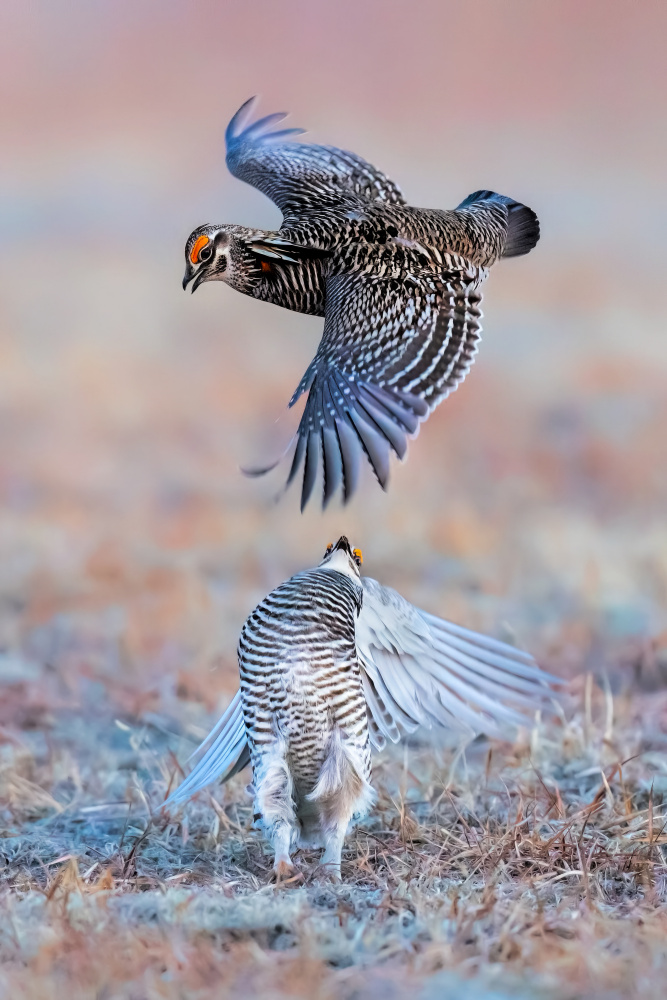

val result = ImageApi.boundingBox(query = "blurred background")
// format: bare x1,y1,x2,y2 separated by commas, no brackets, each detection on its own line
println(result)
1,0,666,737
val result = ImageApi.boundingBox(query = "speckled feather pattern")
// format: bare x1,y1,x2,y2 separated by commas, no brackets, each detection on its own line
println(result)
183,99,540,508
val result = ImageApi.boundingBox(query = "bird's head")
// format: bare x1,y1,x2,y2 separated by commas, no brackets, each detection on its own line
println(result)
182,224,263,294
319,536,363,578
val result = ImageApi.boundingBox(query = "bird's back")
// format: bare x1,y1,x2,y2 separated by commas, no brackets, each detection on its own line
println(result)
238,568,369,793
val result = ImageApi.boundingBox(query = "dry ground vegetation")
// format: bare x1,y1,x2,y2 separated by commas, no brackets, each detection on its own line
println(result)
3,1,667,992
3,628,667,1000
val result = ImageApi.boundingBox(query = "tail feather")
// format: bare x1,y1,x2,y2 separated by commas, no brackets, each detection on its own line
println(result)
457,189,540,259
306,729,375,829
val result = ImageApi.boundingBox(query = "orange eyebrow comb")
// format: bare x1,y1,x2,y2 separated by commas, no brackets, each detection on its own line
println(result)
190,234,210,265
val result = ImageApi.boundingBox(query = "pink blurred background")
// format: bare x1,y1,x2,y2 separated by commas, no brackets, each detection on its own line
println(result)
1,0,666,721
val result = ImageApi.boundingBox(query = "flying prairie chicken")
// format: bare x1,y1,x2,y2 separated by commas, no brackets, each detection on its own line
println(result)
182,98,540,510
164,537,556,881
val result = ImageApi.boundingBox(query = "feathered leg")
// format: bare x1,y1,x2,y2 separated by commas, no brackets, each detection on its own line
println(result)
307,729,374,880
252,738,298,878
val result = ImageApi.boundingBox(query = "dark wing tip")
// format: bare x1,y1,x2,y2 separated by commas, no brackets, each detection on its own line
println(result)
225,98,307,155
335,418,361,505
225,96,259,147
246,365,429,512
322,426,343,509
284,370,434,510
300,431,321,512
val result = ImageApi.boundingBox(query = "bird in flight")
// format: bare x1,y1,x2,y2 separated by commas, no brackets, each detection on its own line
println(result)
182,99,540,510
164,537,557,881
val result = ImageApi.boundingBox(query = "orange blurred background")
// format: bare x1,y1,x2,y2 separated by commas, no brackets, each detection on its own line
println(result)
1,0,666,724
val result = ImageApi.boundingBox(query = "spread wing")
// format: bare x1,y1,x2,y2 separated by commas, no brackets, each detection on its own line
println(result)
357,577,559,750
162,690,249,809
225,97,405,219
162,580,559,807
280,259,485,509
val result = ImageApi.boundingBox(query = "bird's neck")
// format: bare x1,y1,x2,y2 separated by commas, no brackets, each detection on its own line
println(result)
224,230,327,316
223,229,274,296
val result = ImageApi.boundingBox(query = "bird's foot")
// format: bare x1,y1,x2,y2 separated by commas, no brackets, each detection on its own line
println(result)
314,862,342,883
271,859,303,886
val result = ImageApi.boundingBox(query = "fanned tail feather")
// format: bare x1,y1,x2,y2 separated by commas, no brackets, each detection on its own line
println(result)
456,189,540,259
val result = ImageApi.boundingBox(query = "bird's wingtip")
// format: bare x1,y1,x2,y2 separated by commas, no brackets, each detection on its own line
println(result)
225,96,259,145
225,97,307,152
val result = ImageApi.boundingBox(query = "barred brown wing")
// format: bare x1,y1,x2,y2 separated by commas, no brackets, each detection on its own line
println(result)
283,260,484,509
225,98,405,218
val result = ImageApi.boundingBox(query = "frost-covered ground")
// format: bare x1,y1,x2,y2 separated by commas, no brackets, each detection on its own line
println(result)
2,621,667,999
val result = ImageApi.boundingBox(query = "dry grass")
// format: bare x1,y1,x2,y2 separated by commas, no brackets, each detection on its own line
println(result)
2,644,667,999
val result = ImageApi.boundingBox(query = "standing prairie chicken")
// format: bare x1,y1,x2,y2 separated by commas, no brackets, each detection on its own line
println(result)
182,98,540,510
164,537,556,880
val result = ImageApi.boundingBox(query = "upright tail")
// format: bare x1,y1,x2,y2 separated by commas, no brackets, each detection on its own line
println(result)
456,189,540,259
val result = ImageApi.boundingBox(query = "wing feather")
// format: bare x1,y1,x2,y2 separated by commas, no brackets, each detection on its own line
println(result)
162,691,248,808
428,634,553,694
357,578,559,742
422,612,538,666
163,579,560,807
371,647,433,727
336,417,361,502
282,261,483,507
322,424,343,508
360,671,401,748
301,430,321,511
225,98,404,216
360,653,422,735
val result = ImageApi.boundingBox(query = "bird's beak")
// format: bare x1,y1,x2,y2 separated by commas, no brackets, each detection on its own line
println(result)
334,536,352,554
191,269,207,293
183,268,208,293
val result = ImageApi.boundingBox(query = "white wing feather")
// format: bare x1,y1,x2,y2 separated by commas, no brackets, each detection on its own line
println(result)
357,577,557,750
162,690,249,808
163,577,558,806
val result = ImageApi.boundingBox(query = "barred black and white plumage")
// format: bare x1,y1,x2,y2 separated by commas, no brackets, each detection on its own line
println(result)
164,537,559,880
182,98,540,509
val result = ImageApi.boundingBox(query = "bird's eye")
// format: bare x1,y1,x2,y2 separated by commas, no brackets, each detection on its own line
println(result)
352,548,363,566
325,542,333,554
199,246,212,262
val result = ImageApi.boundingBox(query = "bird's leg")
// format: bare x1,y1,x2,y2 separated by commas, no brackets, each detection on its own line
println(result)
271,825,295,880
252,740,299,878
319,826,347,881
